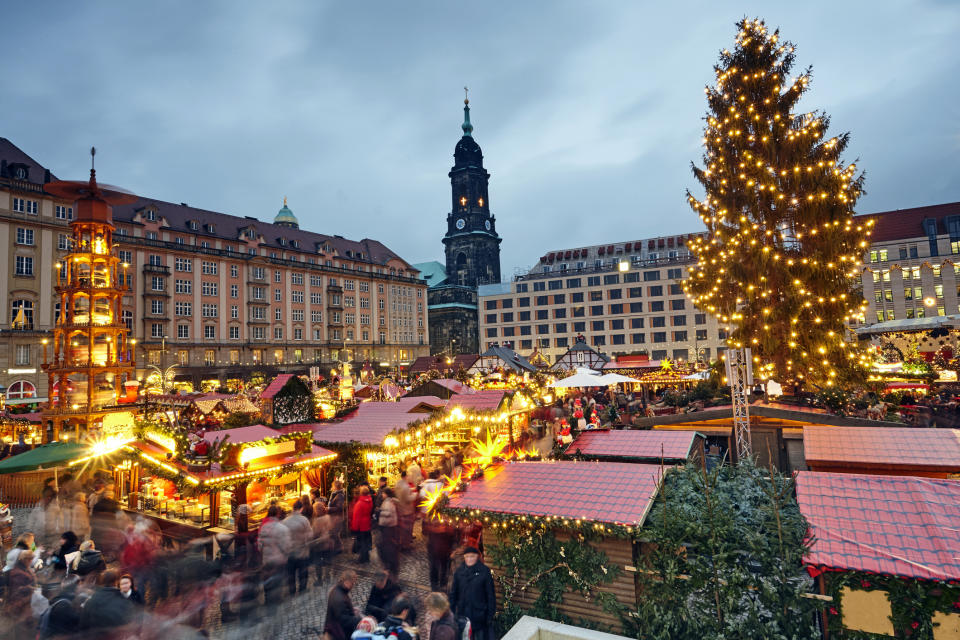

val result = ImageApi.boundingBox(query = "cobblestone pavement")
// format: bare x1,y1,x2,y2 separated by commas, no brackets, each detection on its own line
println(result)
213,523,438,640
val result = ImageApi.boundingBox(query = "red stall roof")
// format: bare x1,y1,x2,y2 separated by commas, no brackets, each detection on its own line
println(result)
795,471,960,581
310,396,445,445
445,461,665,526
446,389,507,412
260,374,294,400
803,426,960,472
567,429,699,462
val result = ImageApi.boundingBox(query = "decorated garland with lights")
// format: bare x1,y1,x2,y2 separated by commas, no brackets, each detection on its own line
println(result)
682,17,870,388
487,523,628,633
822,571,960,639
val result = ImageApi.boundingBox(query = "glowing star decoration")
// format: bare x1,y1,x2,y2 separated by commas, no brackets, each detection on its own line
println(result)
467,432,508,470
441,470,463,494
419,485,445,518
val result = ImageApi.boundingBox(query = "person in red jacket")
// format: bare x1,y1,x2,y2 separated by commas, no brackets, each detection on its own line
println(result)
350,486,373,563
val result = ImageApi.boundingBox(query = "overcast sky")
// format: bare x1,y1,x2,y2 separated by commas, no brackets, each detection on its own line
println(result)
5,1,959,277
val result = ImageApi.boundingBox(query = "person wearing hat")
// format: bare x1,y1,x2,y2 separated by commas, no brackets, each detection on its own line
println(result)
449,546,495,640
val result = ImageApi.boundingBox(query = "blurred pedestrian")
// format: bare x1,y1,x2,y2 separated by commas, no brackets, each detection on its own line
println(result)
395,472,416,551
60,491,90,542
323,569,361,640
282,499,313,595
425,592,459,640
258,504,291,604
364,569,400,622
376,487,400,577
350,486,373,564
29,485,61,550
328,480,346,553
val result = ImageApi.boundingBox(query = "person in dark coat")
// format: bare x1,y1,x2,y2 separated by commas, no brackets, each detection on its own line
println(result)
426,592,459,640
450,546,496,640
364,569,401,621
324,570,361,640
118,573,144,605
39,575,81,639
50,531,79,571
424,516,457,592
79,569,137,632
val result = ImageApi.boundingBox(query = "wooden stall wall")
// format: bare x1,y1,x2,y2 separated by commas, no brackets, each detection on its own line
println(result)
485,532,636,632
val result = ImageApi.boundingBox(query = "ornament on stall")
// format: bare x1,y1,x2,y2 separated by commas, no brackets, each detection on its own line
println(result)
557,420,572,445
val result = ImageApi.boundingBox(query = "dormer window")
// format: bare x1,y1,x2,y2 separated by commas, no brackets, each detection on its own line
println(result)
205,223,215,233
291,240,299,249
188,220,199,231
145,209,156,222
279,238,287,246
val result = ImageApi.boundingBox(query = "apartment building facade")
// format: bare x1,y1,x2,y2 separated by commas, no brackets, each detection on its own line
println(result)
0,138,429,402
477,234,728,365
860,202,960,327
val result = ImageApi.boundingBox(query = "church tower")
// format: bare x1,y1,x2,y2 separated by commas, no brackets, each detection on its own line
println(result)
443,96,502,287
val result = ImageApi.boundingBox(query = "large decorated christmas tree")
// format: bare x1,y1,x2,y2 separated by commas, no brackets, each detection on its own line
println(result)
683,18,871,388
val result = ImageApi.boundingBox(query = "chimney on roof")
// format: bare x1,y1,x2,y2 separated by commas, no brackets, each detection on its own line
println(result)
180,202,188,207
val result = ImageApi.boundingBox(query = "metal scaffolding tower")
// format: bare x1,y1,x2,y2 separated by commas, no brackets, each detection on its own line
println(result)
725,348,754,461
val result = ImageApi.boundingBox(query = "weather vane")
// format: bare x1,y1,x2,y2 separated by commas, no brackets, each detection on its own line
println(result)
90,146,96,170
464,86,469,104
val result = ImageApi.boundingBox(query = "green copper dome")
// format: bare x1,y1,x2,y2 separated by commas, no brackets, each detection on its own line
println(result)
274,197,299,228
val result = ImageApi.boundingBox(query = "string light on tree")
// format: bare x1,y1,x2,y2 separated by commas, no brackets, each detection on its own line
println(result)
682,18,871,388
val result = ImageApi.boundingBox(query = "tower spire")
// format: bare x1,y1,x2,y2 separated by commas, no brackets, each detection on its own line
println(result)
462,87,473,137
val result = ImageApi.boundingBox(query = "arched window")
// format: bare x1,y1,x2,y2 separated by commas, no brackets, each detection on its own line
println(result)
7,380,37,400
10,300,33,330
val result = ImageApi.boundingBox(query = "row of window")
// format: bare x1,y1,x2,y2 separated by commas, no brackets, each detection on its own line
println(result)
486,323,711,341
490,338,702,361
484,285,685,310
512,268,686,293
485,303,696,323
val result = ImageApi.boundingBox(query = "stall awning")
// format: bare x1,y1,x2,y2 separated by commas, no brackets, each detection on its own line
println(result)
796,471,960,580
0,442,90,474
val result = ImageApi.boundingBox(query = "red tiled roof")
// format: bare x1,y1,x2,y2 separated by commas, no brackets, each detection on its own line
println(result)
203,424,285,445
409,355,479,375
803,426,960,471
260,374,294,400
567,429,698,461
444,461,665,526
446,390,506,411
795,471,960,581
310,396,445,445
433,379,475,395
859,202,960,243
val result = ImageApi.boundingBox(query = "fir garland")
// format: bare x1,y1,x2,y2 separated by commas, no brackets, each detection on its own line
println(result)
824,571,960,639
486,522,629,634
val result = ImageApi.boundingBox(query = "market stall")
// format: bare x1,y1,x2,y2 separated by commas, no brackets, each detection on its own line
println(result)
119,425,336,541
795,471,960,637
563,429,705,466
311,393,525,486
436,460,666,633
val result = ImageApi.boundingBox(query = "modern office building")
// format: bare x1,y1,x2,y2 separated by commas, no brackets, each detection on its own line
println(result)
477,234,728,365
0,137,429,402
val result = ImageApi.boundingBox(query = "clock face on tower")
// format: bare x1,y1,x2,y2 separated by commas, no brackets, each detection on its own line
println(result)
485,220,491,231
456,218,466,230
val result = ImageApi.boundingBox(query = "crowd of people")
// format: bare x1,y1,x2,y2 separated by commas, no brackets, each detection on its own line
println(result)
0,456,497,640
